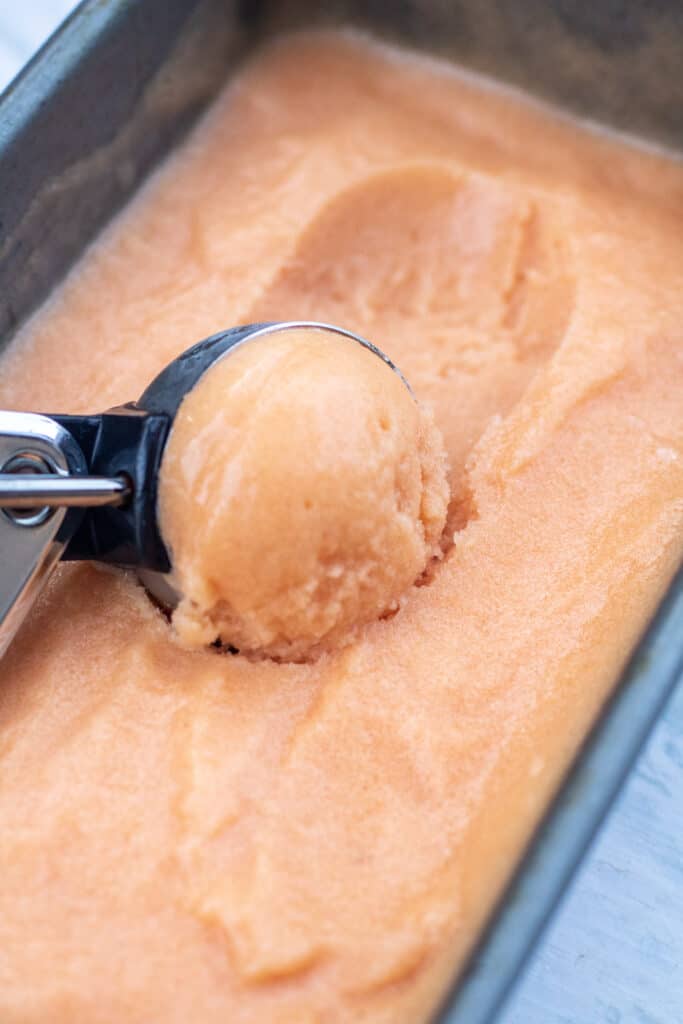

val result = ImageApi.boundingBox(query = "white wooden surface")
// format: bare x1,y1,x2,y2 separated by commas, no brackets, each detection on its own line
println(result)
1,4,682,1022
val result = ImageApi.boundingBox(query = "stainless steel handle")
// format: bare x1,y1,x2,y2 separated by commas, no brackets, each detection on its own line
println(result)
0,411,90,658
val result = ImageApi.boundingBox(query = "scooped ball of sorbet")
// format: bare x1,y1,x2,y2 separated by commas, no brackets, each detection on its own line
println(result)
158,327,449,660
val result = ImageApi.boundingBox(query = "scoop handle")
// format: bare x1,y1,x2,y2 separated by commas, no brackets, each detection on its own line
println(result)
0,411,87,658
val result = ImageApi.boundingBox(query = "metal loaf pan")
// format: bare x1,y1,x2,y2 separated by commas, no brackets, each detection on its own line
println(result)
0,2,681,1022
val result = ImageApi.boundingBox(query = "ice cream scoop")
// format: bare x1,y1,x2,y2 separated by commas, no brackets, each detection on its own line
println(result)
155,325,448,659
0,322,448,660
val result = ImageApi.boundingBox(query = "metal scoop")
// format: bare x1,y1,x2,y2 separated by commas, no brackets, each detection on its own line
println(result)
0,321,404,658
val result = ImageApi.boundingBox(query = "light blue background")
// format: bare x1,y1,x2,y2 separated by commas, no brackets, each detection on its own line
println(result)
1,4,681,1020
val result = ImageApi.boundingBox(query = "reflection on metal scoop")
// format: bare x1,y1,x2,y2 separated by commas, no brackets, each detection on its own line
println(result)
0,322,406,658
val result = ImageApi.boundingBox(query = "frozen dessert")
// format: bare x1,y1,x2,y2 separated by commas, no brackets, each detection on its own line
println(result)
159,326,448,659
0,29,681,1024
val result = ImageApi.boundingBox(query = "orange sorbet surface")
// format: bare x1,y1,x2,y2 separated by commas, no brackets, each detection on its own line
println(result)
0,31,682,1024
